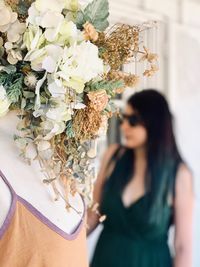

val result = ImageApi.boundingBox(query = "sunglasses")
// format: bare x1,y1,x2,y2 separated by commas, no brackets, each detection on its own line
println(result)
119,113,143,127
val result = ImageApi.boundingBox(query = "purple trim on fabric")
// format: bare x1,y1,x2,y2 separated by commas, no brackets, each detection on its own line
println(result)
0,169,86,241
17,195,86,241
0,170,17,239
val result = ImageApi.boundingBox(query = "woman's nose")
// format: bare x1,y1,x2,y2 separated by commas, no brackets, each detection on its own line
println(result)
121,120,130,131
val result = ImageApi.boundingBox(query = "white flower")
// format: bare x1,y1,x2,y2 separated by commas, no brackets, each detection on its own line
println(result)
25,44,63,72
27,0,68,43
64,0,79,11
7,20,26,43
23,25,45,51
27,4,41,26
37,140,51,151
0,2,25,43
40,120,66,140
46,102,71,122
0,85,10,117
48,78,66,98
35,0,65,13
55,41,103,93
68,41,104,81
42,12,64,42
0,2,18,32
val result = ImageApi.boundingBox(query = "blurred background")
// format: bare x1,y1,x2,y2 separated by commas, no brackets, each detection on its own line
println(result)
80,0,200,266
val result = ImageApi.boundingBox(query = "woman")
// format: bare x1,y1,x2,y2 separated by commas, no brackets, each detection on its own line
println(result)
88,89,194,267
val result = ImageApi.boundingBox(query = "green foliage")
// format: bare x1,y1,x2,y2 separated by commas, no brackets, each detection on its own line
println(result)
76,0,109,31
0,72,23,103
86,79,125,97
66,121,75,138
6,75,23,103
17,0,34,16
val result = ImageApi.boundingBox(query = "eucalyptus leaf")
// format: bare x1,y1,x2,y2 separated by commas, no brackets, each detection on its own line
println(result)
2,65,17,74
76,0,109,31
84,0,109,31
23,91,35,98
25,102,34,111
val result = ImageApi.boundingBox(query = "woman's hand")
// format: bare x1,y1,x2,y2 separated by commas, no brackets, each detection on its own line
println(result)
87,144,119,236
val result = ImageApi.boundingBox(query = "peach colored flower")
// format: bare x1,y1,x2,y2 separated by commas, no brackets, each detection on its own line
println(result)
83,21,98,42
114,87,125,94
143,64,159,77
87,90,109,112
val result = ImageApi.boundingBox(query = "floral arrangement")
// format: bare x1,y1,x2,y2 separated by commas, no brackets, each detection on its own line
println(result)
0,0,158,211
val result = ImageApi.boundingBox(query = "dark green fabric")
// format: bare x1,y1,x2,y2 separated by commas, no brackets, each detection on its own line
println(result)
91,149,174,267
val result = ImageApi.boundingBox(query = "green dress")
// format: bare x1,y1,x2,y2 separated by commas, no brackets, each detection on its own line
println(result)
91,148,174,267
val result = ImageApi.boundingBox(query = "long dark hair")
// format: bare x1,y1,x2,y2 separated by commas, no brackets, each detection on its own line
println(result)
108,89,183,223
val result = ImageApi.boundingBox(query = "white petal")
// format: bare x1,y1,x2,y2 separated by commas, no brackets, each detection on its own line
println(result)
40,11,63,28
35,72,47,110
48,81,66,98
10,12,18,23
74,103,86,109
35,0,65,13
4,42,13,50
42,56,56,73
0,8,11,26
0,24,10,33
44,27,60,42
37,140,51,151
7,53,18,64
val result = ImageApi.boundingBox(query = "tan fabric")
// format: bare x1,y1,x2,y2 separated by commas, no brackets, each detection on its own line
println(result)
0,201,88,267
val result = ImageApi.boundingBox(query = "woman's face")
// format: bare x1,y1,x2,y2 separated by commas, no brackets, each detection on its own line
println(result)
120,105,148,149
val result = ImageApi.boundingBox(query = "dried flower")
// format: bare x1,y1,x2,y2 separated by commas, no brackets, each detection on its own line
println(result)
108,70,140,89
87,89,109,112
140,46,158,63
100,24,140,70
73,104,102,141
143,64,159,77
83,21,99,42
24,72,38,88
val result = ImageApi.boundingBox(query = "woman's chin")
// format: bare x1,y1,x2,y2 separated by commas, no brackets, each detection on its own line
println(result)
124,139,144,149
123,140,136,149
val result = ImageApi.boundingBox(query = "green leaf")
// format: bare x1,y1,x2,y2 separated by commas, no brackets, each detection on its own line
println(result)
6,75,23,103
21,98,26,109
23,91,35,99
76,11,85,28
76,0,109,31
17,0,34,16
86,79,125,97
25,102,34,111
66,121,75,138
2,65,16,74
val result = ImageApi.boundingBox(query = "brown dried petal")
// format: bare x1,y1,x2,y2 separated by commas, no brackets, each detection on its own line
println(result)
87,90,109,112
83,21,99,42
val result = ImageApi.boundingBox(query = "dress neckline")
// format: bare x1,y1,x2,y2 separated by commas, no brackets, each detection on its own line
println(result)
0,169,85,241
119,192,149,210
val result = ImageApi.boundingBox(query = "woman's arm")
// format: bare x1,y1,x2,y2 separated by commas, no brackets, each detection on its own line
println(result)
174,164,194,267
87,144,119,236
